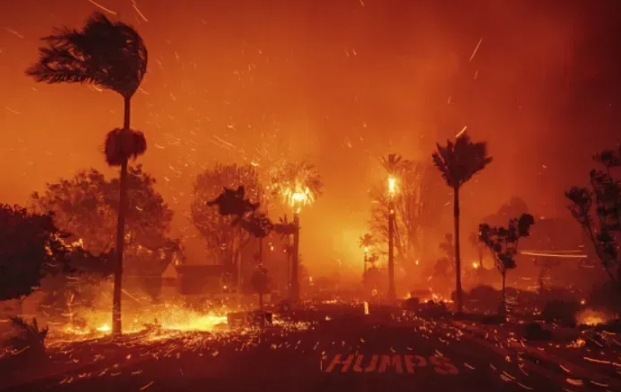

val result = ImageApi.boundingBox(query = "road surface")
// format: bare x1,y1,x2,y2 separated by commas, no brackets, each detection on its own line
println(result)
1,309,614,392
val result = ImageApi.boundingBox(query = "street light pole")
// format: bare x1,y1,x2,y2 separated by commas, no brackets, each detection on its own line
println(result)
387,176,397,301
291,211,300,303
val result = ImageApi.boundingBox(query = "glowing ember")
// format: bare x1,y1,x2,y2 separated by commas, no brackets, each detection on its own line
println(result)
51,296,232,341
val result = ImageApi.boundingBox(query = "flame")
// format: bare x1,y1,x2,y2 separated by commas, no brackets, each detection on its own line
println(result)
472,262,480,269
576,309,610,326
54,299,231,341
281,186,314,213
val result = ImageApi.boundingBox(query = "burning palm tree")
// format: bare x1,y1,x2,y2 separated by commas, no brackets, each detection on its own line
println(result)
26,12,148,335
432,133,492,313
271,161,322,302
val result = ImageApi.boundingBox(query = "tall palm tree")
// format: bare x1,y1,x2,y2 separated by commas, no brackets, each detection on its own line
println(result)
380,154,408,300
271,161,322,302
26,12,148,336
432,133,492,313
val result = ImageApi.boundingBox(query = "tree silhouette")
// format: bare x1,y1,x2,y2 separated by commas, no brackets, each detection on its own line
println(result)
358,233,374,251
479,214,535,313
251,265,270,316
31,166,178,300
566,147,621,294
0,205,73,301
192,164,261,276
26,12,148,336
432,133,492,313
240,212,273,265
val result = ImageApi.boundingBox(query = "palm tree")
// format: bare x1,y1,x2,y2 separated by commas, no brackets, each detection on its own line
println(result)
432,133,492,313
271,161,322,302
380,154,408,300
358,233,374,250
26,12,148,336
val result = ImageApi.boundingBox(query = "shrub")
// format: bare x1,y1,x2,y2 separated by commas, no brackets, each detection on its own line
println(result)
7,317,49,357
523,322,552,340
540,300,580,327
587,280,621,316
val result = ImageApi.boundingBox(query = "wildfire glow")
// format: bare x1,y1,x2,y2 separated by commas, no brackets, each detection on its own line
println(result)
576,309,610,326
282,186,314,213
53,297,231,341
387,176,397,196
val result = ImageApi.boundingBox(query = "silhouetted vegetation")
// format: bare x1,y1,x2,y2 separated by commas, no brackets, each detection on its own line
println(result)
479,213,535,314
433,133,493,313
523,322,552,341
541,300,580,327
0,204,73,301
566,147,621,295
191,164,262,276
31,166,179,302
7,316,49,355
251,265,270,312
26,11,149,336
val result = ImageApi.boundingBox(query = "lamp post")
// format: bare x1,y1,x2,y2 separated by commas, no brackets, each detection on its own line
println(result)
363,246,369,276
290,192,305,303
387,175,397,301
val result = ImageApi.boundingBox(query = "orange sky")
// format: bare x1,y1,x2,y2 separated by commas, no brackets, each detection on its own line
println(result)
1,0,620,276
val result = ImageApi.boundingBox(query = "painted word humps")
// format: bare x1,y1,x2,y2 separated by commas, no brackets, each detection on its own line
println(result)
323,354,460,375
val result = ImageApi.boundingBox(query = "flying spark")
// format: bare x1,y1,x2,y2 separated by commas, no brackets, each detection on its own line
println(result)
87,0,117,15
469,38,483,62
132,1,149,22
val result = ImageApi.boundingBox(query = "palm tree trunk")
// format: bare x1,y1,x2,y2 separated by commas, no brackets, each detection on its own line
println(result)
453,186,463,314
112,96,131,336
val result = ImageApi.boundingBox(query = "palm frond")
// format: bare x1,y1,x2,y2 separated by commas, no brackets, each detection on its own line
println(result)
26,12,148,98
432,133,492,189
